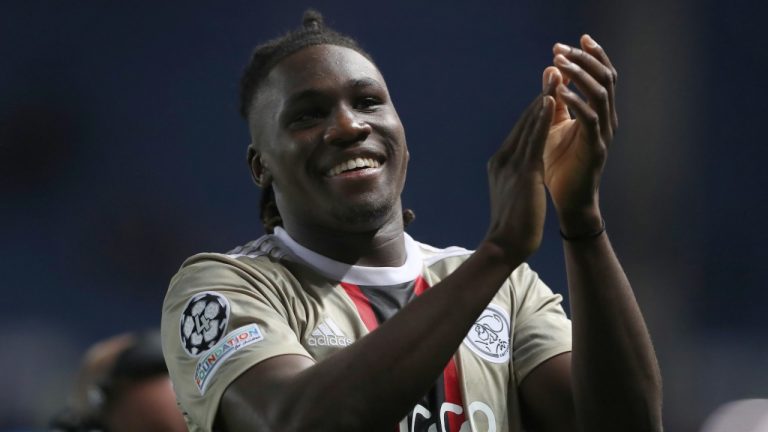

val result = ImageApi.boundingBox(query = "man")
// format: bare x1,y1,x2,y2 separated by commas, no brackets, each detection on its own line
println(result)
51,331,187,432
161,10,662,432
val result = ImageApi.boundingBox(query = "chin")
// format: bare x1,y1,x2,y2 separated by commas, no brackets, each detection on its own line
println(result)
330,199,398,231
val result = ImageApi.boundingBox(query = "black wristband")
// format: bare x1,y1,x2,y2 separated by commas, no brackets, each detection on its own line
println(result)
560,218,606,241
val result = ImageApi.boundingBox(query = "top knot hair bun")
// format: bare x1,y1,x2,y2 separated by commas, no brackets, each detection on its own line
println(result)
302,9,324,30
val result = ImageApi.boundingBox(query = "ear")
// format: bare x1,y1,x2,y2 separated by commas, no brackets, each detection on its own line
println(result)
247,143,272,188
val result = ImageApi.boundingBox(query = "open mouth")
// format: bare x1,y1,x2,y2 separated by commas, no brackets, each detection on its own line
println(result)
325,157,381,177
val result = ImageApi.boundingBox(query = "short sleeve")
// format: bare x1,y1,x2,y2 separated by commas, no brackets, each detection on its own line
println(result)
161,255,313,432
510,264,572,384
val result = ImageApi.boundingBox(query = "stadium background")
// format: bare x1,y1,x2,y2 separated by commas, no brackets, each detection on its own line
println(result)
1,1,766,431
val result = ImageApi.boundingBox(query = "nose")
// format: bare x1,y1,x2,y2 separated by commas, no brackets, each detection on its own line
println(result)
323,105,372,146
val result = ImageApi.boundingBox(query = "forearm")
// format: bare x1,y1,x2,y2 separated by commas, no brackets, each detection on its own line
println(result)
563,229,662,431
238,242,521,431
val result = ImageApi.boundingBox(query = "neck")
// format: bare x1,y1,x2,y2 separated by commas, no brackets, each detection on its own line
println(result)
280,210,407,267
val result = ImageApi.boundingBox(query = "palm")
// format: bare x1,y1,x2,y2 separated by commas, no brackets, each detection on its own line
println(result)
542,109,603,213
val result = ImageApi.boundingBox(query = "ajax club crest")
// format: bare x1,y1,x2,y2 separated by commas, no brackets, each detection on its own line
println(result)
463,303,510,363
180,292,230,356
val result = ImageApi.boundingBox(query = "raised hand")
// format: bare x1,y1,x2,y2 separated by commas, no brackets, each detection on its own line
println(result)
542,34,618,236
485,94,555,262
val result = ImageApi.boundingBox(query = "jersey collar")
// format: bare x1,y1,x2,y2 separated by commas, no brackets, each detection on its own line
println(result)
273,227,423,286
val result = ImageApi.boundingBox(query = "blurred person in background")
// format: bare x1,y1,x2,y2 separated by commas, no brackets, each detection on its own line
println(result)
51,330,187,432
700,399,768,432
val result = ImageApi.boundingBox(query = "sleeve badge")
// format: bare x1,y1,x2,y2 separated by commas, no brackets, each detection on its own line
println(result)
179,292,230,356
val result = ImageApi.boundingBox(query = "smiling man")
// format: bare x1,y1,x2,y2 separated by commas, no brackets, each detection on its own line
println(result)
161,11,662,432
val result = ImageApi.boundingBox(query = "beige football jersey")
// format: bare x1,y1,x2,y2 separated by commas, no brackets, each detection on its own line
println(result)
161,227,572,431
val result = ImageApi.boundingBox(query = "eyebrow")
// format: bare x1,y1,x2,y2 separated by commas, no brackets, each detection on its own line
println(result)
284,89,325,108
284,77,384,107
349,77,381,89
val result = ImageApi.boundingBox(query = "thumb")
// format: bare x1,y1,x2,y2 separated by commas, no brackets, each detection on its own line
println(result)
542,66,559,97
543,67,571,125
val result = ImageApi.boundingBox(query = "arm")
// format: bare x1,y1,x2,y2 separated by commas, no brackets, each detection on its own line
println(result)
519,234,661,432
220,96,557,431
519,35,662,431
563,220,662,431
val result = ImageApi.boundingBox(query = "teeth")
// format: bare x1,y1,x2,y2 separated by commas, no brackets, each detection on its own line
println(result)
327,157,381,176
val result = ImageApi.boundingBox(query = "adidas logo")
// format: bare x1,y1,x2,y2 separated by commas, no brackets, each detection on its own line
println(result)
308,318,353,347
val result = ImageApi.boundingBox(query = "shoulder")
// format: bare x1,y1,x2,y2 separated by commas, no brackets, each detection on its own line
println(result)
161,234,313,329
168,234,298,293
412,238,473,271
412,237,538,283
412,237,546,315
160,235,317,431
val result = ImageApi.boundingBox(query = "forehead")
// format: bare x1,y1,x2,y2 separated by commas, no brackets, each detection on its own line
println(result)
259,45,387,104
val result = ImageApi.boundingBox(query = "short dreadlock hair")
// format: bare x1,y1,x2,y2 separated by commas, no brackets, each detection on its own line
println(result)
240,10,414,233
239,9,372,119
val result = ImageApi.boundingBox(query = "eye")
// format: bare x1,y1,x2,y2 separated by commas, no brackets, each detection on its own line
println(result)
354,96,382,111
290,109,326,128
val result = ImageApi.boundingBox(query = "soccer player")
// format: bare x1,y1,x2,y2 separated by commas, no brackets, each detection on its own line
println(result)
161,10,662,432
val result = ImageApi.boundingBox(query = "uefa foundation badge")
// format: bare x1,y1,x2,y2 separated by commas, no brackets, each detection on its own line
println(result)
195,324,264,394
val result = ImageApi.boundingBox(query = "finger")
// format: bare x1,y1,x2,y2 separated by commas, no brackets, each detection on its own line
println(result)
580,34,618,130
553,43,614,92
524,95,555,163
544,66,571,124
542,67,559,97
515,96,546,160
580,34,617,82
497,95,544,159
553,53,612,140
556,84,601,146
554,40,617,132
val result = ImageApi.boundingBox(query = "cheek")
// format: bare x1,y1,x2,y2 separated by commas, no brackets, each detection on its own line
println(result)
286,129,325,163
264,135,318,181
385,111,406,138
373,114,407,151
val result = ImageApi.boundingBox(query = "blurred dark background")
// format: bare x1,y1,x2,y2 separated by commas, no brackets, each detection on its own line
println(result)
2,1,766,431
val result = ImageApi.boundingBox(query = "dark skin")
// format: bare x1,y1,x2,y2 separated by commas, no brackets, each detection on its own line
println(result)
247,45,409,266
223,36,662,431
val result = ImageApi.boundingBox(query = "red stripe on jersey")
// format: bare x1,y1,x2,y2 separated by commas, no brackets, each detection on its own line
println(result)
340,282,379,331
413,276,466,431
413,275,429,296
443,357,466,430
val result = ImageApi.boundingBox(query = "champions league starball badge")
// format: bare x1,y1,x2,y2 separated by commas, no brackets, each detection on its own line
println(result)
180,292,230,356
